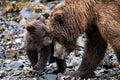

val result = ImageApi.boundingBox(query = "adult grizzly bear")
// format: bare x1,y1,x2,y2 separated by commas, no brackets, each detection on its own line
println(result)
24,20,66,74
50,0,120,78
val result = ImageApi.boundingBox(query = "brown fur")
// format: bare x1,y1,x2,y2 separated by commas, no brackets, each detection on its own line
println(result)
50,0,120,78
24,20,53,72
24,20,66,74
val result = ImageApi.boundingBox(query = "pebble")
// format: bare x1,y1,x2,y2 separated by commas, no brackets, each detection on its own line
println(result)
20,6,33,19
77,34,86,47
45,74,57,80
8,61,24,69
0,70,6,79
4,59,12,64
13,70,22,76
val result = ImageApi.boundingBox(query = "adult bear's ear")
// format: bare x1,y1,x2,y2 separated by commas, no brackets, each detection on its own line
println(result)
52,10,65,25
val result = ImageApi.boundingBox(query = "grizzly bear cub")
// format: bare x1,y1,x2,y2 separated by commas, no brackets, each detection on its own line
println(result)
24,20,66,74
50,0,120,78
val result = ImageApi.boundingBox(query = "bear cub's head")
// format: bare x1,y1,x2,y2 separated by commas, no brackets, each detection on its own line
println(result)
26,20,52,46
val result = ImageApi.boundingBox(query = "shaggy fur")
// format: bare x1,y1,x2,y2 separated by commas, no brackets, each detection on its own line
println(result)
50,0,120,78
24,20,66,74
24,21,52,72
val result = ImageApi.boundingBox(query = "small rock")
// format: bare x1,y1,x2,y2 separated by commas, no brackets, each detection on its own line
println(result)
4,59,12,64
44,74,57,80
19,18,27,26
0,70,6,78
5,50,16,58
8,61,23,69
13,70,22,76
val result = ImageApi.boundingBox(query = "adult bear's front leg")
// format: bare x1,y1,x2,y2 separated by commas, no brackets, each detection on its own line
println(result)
74,25,107,79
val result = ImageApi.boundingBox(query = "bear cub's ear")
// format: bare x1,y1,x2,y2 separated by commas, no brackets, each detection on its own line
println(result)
26,26,36,32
